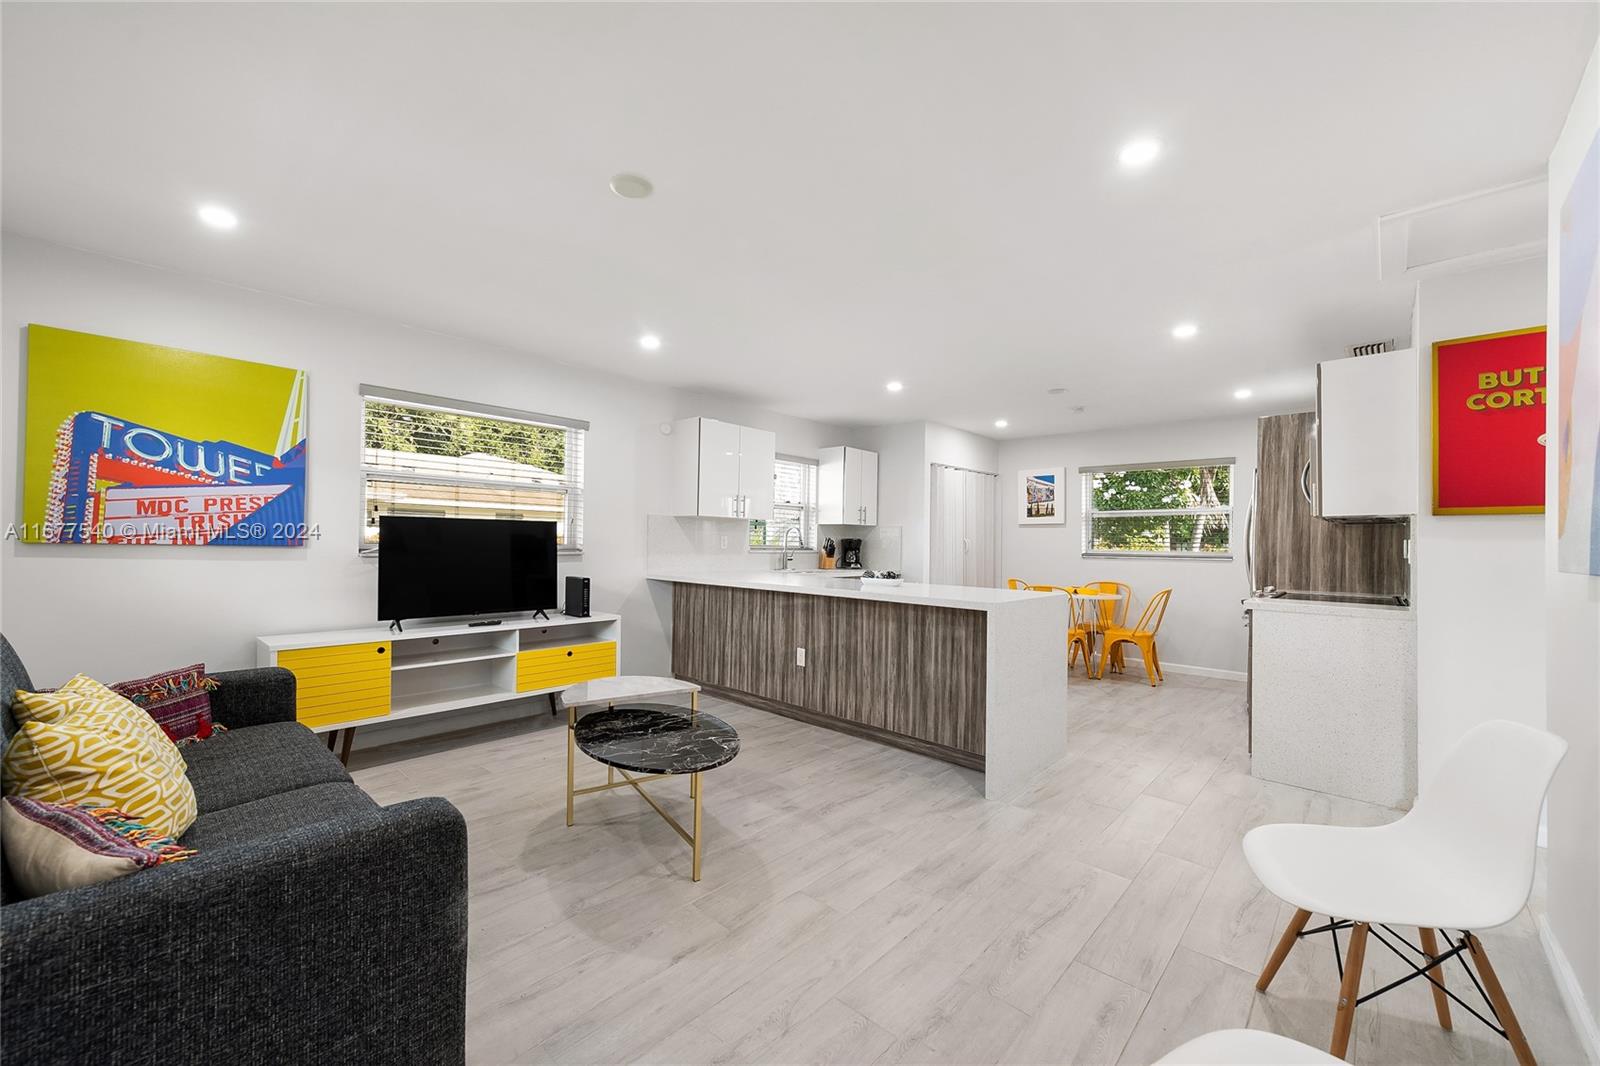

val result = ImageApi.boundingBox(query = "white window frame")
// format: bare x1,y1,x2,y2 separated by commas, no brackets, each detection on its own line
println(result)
359,385,587,556
749,454,819,552
1080,458,1235,560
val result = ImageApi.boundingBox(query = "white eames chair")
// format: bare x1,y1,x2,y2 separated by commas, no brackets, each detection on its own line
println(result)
1245,720,1566,1064
1154,1028,1343,1065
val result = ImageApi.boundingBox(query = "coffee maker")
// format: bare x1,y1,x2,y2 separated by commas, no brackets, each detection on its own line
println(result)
839,538,863,569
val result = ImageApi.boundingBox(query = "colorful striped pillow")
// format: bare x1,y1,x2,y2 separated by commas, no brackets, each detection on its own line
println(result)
110,665,220,742
0,797,196,899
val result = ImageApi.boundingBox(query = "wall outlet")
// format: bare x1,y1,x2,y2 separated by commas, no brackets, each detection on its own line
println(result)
720,534,728,549
796,647,806,667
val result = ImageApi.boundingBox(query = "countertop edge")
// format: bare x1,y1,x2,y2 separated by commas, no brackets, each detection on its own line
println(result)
648,572,1062,612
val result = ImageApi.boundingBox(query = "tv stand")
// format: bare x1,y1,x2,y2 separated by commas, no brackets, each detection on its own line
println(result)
530,609,550,621
258,613,623,753
389,619,405,634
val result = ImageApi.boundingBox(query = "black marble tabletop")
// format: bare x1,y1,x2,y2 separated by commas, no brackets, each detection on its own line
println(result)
573,703,741,775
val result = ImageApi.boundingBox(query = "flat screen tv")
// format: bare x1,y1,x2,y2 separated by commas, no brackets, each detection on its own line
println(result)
378,516,557,625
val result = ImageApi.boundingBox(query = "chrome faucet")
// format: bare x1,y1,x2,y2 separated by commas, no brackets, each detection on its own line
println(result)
780,526,805,570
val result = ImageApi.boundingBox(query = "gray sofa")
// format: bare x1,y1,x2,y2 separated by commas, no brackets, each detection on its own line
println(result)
0,634,468,1066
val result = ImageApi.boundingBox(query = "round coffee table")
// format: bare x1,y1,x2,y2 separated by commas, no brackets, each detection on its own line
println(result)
571,703,740,881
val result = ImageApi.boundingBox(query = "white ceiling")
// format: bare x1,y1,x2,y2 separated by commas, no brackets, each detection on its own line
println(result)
3,3,1595,437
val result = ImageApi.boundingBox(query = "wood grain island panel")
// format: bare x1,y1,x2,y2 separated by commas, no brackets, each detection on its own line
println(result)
672,582,989,769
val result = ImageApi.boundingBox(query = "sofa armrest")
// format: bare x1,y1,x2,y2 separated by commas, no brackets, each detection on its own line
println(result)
0,797,468,1066
208,666,297,729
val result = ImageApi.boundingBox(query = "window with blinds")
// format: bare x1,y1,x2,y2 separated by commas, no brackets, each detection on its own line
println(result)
1080,459,1233,558
749,456,818,550
360,386,587,553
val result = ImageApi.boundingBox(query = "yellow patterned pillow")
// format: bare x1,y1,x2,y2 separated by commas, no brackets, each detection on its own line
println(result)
13,674,187,776
4,678,197,838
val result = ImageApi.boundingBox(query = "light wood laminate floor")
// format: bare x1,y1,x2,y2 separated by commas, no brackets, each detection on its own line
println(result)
350,672,1587,1065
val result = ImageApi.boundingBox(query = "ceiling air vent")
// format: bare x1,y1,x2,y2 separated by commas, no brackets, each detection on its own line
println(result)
1348,338,1398,358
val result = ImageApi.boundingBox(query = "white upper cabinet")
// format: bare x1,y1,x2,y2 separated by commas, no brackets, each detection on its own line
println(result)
1316,348,1419,518
818,445,880,525
669,417,776,521
737,425,776,522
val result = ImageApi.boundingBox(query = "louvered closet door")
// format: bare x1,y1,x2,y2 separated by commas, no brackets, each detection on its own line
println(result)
930,464,1000,587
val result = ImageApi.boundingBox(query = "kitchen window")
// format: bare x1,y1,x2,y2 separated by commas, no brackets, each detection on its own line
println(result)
1080,459,1234,558
750,455,818,550
360,385,586,553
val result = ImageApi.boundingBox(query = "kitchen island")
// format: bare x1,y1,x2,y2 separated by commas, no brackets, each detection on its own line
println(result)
649,572,1069,800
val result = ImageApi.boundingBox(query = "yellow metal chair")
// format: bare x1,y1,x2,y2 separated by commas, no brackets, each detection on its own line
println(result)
1005,578,1030,590
1081,580,1132,672
1067,593,1098,677
1100,588,1172,686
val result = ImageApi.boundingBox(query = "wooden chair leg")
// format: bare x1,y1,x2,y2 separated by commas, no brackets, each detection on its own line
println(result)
1419,927,1453,1031
1330,921,1370,1060
1258,907,1312,992
1466,932,1536,1066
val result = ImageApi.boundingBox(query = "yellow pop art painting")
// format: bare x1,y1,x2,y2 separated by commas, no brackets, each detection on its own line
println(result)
17,326,309,546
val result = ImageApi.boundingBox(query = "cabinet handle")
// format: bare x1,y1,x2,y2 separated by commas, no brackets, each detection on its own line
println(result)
566,650,573,658
377,646,387,655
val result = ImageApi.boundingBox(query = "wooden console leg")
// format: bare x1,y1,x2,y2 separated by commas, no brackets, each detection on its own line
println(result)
1466,932,1536,1066
1419,927,1453,1031
338,728,355,766
1330,922,1369,1061
1258,908,1312,992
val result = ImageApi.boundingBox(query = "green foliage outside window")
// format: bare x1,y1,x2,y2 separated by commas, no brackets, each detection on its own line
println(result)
363,402,567,474
1086,464,1232,555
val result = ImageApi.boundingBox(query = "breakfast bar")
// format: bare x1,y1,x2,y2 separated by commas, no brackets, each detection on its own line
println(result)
648,572,1070,800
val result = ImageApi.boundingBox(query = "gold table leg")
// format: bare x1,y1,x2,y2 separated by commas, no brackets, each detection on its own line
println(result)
692,772,703,882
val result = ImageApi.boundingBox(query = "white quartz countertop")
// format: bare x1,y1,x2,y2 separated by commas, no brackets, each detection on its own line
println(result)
1244,596,1413,619
648,571,1061,611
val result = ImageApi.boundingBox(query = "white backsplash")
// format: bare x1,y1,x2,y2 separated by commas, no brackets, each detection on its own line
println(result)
648,515,903,574
646,515,819,573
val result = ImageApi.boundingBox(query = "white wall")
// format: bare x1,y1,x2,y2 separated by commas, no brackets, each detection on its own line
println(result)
997,415,1259,676
0,236,852,714
1411,258,1549,788
850,420,999,583
1543,37,1600,1055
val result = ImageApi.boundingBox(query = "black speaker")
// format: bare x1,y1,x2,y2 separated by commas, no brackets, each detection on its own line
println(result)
564,576,591,617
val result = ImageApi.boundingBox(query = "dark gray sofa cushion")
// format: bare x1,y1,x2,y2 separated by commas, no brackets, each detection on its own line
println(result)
183,722,351,814
2,634,35,741
181,782,378,851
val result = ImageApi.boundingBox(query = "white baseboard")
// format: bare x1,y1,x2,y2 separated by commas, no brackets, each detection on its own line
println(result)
1106,647,1246,682
1538,913,1600,1065
1159,661,1247,682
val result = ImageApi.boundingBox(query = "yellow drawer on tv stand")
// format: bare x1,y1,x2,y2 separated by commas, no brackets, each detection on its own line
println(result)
277,641,392,727
516,641,617,692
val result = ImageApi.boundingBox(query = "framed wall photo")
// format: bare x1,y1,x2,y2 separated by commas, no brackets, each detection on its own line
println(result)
20,325,309,546
1018,467,1065,525
1557,130,1600,574
1432,326,1547,515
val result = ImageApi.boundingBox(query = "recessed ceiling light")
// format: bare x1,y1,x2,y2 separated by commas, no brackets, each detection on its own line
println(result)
1118,138,1161,169
196,203,238,230
610,173,654,199
638,333,662,352
994,419,1009,429
886,381,904,393
1234,388,1253,400
1171,322,1199,340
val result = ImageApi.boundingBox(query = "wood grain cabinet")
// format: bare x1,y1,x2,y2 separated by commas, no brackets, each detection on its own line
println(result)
671,583,985,766
276,641,392,728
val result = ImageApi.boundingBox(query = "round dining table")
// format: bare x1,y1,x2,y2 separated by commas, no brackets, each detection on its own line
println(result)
1068,589,1124,678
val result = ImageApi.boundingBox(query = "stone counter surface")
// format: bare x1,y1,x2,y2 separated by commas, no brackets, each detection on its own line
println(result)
648,571,1059,612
